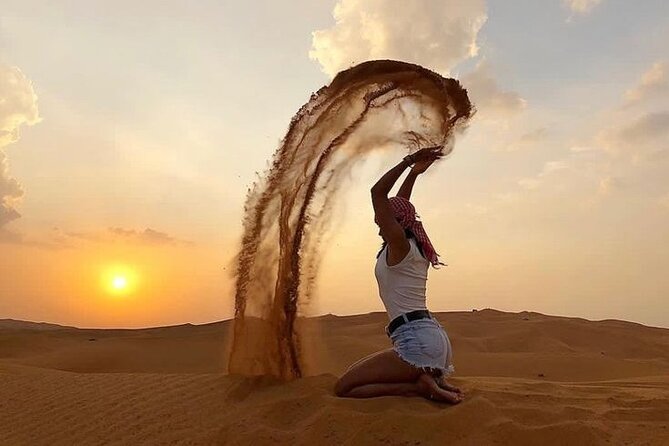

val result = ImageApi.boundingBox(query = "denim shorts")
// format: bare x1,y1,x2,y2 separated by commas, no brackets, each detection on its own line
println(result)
389,317,455,377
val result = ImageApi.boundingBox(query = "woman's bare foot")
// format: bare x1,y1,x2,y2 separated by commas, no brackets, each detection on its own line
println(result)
416,374,463,404
437,375,463,394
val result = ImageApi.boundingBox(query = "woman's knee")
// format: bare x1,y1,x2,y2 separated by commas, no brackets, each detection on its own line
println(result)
334,376,351,397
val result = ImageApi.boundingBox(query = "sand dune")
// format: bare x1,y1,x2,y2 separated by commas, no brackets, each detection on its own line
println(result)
1,309,668,445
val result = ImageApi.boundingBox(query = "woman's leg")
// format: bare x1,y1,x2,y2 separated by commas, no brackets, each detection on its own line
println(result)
437,376,463,394
343,382,419,398
434,327,463,394
334,348,462,403
335,348,420,397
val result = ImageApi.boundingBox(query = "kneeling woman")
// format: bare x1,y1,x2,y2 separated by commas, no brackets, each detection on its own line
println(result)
334,146,463,404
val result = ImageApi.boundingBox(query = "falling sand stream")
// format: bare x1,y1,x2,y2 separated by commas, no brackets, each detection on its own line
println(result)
228,60,474,380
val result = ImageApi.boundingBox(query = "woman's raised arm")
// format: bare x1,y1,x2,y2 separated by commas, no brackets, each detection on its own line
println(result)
397,155,439,201
371,147,443,257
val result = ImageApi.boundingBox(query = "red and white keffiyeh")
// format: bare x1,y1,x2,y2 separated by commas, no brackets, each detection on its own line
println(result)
389,196,445,268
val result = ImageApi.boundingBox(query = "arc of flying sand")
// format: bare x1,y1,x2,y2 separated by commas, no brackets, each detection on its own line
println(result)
229,60,474,380
229,85,358,376
271,83,404,379
231,84,346,322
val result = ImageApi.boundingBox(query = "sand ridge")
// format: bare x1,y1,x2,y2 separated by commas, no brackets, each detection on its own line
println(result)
1,309,668,445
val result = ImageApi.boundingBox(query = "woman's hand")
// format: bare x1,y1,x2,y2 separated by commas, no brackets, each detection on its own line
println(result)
406,146,443,174
411,157,437,174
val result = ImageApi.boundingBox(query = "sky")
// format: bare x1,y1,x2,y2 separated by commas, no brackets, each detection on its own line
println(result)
1,0,668,328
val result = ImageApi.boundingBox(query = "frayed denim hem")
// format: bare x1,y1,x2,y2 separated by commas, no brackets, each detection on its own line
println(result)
394,347,456,378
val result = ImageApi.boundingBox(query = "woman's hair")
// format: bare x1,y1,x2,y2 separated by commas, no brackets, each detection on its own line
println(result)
376,228,426,260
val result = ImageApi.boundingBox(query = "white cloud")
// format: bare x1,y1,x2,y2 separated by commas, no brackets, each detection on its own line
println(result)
0,151,23,226
309,1,526,126
0,65,40,149
461,61,527,120
597,176,622,196
625,61,668,105
563,0,603,16
0,64,40,230
310,0,487,78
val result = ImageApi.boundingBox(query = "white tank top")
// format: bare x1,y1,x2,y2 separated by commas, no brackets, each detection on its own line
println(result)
374,238,429,321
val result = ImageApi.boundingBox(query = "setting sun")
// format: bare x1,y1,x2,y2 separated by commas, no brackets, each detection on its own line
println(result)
102,266,138,296
112,276,128,290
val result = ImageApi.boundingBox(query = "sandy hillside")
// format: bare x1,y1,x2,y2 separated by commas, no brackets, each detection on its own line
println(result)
1,309,668,445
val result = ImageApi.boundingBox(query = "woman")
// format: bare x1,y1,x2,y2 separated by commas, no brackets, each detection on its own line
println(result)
334,146,463,404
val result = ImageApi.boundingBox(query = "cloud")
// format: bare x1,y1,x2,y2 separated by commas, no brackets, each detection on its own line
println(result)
0,227,24,245
501,127,548,151
65,227,193,247
1,225,193,249
309,1,525,125
0,65,40,149
461,61,527,120
0,152,23,226
0,226,71,249
309,0,487,78
0,64,40,230
518,128,548,144
606,111,669,148
517,160,569,190
107,227,191,246
563,0,603,16
589,110,669,164
597,176,622,196
563,72,669,207
625,61,668,105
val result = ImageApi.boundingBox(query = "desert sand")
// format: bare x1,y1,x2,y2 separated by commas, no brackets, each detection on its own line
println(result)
1,309,668,445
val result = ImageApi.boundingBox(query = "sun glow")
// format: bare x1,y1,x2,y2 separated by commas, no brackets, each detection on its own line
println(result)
102,266,138,295
112,275,128,290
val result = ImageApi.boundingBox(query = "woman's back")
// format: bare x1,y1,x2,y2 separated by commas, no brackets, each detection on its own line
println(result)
374,237,429,320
